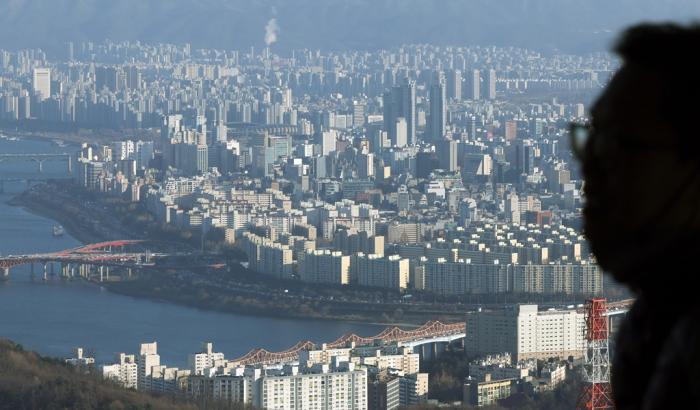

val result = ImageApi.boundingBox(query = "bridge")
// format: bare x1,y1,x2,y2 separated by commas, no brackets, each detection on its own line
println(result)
0,240,224,280
226,301,636,366
0,153,73,173
228,320,466,366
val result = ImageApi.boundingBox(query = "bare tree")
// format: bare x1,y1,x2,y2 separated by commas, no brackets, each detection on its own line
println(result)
86,347,99,359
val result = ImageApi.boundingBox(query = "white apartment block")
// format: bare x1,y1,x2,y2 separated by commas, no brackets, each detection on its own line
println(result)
242,232,294,279
465,305,585,361
103,343,189,393
101,352,138,389
135,141,154,169
137,342,160,390
113,140,153,169
356,254,409,289
300,345,353,366
356,350,420,375
65,347,95,366
189,342,225,375
511,261,602,294
149,365,190,393
302,343,420,376
188,363,368,410
421,259,510,294
261,364,367,410
300,250,351,285
541,363,567,388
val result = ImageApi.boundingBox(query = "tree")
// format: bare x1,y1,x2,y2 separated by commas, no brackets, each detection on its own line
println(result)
86,347,99,359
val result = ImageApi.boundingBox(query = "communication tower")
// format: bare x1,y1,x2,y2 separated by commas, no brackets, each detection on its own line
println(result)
576,298,615,410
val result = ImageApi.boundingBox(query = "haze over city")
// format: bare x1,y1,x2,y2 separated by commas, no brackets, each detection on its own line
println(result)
0,1,696,410
1,0,699,54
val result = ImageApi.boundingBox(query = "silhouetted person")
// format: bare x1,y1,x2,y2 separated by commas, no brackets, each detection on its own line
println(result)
574,23,700,409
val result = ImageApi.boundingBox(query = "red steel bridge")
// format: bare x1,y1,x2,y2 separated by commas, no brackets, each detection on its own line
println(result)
0,240,224,280
228,320,467,366
226,300,637,366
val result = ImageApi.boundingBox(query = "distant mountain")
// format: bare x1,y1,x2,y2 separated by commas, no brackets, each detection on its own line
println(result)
1,0,698,55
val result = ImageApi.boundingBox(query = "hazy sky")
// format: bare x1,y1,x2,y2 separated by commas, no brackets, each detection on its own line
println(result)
1,0,698,55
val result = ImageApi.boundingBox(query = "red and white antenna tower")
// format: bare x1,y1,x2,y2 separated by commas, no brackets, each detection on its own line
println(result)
576,298,615,410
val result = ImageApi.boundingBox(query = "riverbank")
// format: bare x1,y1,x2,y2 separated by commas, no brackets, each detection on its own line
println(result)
7,187,465,326
96,272,461,326
5,195,102,244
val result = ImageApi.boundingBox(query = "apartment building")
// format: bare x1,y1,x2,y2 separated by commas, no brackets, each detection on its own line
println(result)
356,254,409,289
300,250,351,285
465,305,585,361
188,342,225,375
101,352,138,389
188,363,368,410
421,258,510,294
242,232,294,279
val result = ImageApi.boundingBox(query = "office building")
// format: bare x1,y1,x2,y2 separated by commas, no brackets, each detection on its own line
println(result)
505,120,517,141
251,146,275,178
32,68,51,101
358,153,375,178
383,78,416,146
439,139,458,172
427,73,446,142
321,130,337,155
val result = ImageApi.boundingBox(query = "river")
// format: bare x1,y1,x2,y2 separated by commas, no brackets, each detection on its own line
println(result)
0,136,387,369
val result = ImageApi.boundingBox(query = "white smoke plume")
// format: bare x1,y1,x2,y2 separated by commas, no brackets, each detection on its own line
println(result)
265,18,280,46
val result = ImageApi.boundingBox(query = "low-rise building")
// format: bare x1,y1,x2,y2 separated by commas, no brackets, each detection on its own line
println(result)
463,375,517,407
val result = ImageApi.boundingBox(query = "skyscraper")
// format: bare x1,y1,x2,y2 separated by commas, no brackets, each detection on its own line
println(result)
466,69,480,100
428,72,446,142
445,69,462,101
465,116,477,140
358,153,375,178
396,77,416,145
505,121,517,141
439,139,458,172
125,66,141,90
66,42,74,61
352,101,364,126
383,78,416,146
395,117,408,148
32,68,51,101
484,69,497,100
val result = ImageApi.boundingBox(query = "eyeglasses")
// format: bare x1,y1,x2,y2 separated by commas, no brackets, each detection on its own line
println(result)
568,121,677,162
568,122,590,160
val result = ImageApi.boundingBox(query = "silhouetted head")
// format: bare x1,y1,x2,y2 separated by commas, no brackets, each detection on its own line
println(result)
582,23,700,287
